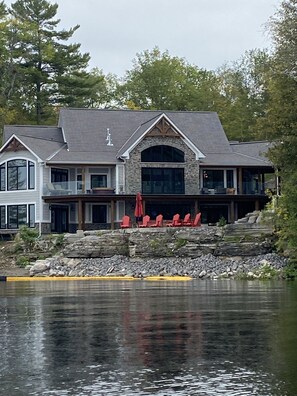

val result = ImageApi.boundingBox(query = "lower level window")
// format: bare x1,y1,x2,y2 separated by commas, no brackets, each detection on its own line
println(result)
5,204,35,229
0,206,5,229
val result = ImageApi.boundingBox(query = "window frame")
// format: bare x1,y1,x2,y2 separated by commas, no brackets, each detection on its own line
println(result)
1,204,35,229
0,159,36,191
141,145,185,163
142,167,185,194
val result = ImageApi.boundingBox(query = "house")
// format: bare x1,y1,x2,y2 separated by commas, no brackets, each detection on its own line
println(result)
0,109,275,234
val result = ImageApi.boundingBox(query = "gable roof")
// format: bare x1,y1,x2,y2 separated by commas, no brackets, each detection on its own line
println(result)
56,108,232,163
2,126,65,161
117,113,205,159
1,109,273,168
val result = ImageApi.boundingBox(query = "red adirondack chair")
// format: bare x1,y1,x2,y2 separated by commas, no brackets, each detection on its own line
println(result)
120,215,131,229
151,214,163,227
182,213,191,226
192,212,201,227
139,215,150,228
167,213,182,227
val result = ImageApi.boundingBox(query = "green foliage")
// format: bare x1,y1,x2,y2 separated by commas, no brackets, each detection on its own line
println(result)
16,255,30,267
120,47,222,112
55,233,64,247
283,259,297,280
215,49,272,141
235,264,279,280
262,0,297,257
17,225,38,250
0,0,98,125
174,238,187,249
217,216,227,227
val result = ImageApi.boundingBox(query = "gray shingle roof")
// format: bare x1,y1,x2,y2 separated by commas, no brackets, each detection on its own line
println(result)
231,141,272,165
2,126,65,161
2,109,272,168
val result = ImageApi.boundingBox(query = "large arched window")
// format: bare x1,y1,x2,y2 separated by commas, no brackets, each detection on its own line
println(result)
0,159,35,191
141,145,184,162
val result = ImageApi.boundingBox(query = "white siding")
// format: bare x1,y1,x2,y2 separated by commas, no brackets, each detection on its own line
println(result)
0,150,41,220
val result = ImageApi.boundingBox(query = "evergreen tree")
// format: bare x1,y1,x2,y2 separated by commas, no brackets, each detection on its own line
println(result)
8,0,92,124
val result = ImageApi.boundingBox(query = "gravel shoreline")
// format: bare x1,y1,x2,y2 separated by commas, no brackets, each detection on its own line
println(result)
28,252,288,279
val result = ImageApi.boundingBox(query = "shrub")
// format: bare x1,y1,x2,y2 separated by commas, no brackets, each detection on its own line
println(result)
16,255,30,267
17,226,39,251
218,216,227,227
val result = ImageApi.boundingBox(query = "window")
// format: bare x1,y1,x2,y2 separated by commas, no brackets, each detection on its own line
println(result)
203,170,224,189
141,145,184,163
92,205,107,223
0,164,5,191
202,169,235,190
0,206,5,229
51,168,68,183
0,160,35,191
91,175,107,188
28,204,35,228
6,204,35,229
77,174,82,191
142,168,184,194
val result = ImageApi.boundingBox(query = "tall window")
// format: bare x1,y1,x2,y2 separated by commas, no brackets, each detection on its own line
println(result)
141,145,184,162
142,168,184,194
0,164,5,191
6,204,35,229
0,206,5,229
0,160,35,191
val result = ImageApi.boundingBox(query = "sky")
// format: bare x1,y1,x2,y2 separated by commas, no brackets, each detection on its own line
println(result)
6,0,282,77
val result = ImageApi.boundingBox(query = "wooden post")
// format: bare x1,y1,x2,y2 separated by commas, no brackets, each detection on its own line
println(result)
230,199,235,223
82,168,86,193
194,199,199,215
238,168,242,194
78,198,83,230
255,199,260,211
110,200,115,230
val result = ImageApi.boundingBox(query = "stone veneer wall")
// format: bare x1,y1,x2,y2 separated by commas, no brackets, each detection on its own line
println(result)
125,136,199,195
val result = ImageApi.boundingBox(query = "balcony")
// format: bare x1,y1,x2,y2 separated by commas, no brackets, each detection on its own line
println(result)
43,182,115,196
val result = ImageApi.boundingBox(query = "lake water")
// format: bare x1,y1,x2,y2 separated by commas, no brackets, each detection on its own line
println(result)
0,279,297,396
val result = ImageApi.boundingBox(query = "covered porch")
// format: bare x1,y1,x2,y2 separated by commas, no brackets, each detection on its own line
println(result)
43,192,270,232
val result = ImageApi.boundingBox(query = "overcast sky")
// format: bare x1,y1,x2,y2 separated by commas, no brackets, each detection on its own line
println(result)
7,0,282,77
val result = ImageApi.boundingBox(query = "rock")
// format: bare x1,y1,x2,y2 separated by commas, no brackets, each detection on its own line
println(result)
29,260,49,275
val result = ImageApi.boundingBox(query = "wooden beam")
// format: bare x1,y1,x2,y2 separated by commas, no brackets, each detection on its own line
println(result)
78,198,83,230
110,200,115,230
238,168,243,194
230,199,235,223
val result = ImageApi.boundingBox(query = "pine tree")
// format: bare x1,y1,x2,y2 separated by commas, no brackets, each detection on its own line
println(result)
9,0,91,124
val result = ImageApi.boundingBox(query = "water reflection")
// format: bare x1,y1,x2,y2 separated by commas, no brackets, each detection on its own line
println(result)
0,280,296,395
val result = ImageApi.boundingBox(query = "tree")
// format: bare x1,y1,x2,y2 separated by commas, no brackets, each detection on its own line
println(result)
120,47,222,112
264,0,297,256
8,0,91,124
215,50,272,141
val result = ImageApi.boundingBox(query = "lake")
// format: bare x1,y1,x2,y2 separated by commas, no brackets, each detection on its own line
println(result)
1,279,297,396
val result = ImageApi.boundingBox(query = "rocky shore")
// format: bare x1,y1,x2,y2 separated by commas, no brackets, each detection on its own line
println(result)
1,211,290,279
29,252,287,279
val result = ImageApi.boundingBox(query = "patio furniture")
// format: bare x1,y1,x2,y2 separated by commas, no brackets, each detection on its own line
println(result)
150,214,163,227
182,213,192,226
120,215,131,229
167,214,182,227
54,184,72,195
139,215,150,228
192,212,201,227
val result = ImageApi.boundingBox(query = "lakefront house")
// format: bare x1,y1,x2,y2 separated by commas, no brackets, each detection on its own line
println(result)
0,108,275,235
